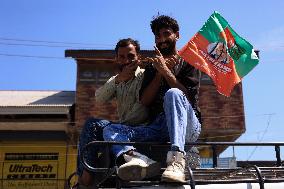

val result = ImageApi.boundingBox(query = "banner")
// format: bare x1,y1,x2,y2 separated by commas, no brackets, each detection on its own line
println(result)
179,11,259,96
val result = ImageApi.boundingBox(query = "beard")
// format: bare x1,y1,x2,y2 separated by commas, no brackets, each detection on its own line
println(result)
156,41,176,56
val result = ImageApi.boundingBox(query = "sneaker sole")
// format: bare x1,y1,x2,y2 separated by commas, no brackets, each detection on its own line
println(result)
118,162,161,181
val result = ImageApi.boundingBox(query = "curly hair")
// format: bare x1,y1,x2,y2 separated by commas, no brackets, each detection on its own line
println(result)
150,15,180,35
115,38,140,55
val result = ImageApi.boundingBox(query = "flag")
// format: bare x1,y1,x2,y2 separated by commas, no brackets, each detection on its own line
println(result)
179,11,259,96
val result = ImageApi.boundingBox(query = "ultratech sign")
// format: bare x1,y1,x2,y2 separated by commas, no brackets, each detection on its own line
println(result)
3,153,58,180
9,164,53,173
2,152,60,189
4,162,57,180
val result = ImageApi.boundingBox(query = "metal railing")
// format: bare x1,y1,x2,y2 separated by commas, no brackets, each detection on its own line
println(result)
74,141,284,189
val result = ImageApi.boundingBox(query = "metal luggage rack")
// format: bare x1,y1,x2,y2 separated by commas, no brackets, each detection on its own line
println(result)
68,142,284,189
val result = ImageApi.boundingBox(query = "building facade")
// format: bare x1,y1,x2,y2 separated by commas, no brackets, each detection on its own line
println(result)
0,91,76,189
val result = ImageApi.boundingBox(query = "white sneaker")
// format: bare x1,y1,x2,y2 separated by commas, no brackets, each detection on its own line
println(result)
161,151,186,183
117,151,161,181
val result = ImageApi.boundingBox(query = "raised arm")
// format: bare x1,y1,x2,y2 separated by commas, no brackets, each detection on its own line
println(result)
96,61,138,103
151,47,188,96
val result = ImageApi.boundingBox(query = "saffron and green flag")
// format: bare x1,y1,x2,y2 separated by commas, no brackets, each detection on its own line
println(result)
179,11,259,96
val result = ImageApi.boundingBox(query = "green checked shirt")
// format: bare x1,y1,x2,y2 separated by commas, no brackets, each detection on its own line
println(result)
95,67,149,125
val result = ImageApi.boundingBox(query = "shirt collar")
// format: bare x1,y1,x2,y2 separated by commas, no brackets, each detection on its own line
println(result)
135,66,144,77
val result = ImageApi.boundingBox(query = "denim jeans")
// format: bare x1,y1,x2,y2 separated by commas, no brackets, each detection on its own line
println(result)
77,118,111,176
103,88,201,159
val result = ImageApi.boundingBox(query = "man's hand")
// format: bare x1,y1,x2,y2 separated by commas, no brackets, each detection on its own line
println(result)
115,62,137,84
145,46,179,73
137,59,148,69
152,46,168,74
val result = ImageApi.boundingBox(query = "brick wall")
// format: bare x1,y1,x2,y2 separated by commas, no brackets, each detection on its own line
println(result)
75,59,119,128
199,83,245,142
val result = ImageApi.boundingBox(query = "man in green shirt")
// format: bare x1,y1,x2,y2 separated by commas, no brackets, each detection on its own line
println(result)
77,38,156,187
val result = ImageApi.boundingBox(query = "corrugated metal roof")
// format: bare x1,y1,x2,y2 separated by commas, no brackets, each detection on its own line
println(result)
0,91,75,114
0,91,75,107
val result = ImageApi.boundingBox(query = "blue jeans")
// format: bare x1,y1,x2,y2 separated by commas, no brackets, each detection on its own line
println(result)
77,118,111,176
103,88,201,159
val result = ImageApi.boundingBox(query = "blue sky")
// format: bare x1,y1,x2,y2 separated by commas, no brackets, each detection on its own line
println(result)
1,0,284,160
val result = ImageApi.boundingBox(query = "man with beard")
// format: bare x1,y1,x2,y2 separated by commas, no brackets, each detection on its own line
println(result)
103,15,202,183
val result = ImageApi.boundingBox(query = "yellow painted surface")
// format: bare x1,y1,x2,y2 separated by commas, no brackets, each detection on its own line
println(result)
65,145,78,187
199,147,211,158
0,141,77,189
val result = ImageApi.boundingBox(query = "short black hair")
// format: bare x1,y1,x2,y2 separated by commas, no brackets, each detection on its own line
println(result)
150,15,179,35
115,38,140,55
